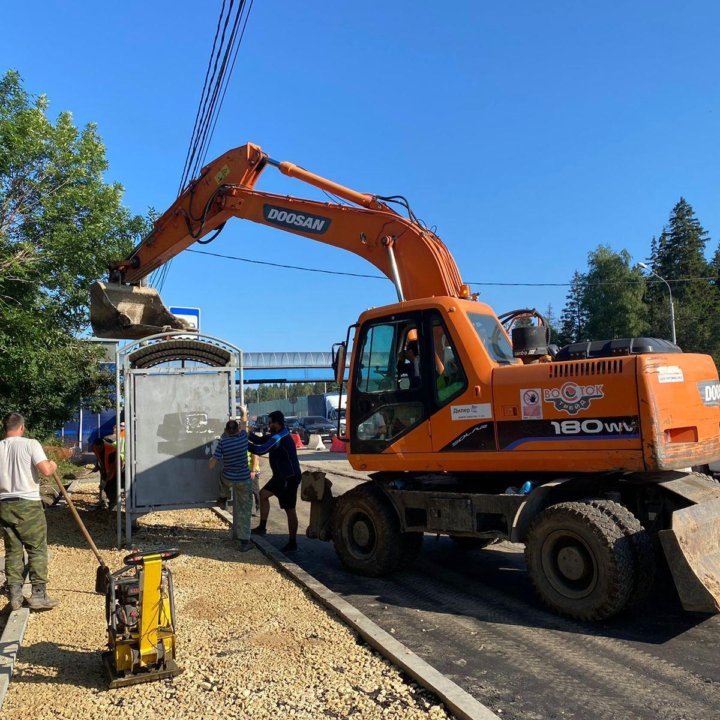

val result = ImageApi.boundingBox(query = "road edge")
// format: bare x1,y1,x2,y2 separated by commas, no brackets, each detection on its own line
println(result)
212,507,499,720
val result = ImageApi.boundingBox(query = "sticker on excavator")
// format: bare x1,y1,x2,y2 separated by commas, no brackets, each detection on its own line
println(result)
90,282,193,339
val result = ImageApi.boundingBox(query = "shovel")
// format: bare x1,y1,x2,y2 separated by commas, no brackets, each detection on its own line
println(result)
52,472,112,594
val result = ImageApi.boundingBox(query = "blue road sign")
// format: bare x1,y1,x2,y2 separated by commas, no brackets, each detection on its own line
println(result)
169,306,201,332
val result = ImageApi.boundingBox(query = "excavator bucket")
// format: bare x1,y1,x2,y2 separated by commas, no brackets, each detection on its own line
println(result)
90,282,193,339
657,474,720,613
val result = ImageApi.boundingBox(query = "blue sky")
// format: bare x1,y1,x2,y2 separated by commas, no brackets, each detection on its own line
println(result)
3,1,719,353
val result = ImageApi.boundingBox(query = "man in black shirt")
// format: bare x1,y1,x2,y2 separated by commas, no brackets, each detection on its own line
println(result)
248,410,302,552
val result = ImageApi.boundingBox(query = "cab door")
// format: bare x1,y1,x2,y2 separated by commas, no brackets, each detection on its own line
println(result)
349,312,433,454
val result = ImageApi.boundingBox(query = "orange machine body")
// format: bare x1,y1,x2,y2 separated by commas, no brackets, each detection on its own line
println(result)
344,298,720,475
95,142,720,479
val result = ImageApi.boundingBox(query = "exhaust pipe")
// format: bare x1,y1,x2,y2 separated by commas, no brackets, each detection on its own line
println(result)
90,282,193,339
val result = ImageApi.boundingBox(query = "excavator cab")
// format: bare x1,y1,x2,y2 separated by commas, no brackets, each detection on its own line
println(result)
90,282,192,339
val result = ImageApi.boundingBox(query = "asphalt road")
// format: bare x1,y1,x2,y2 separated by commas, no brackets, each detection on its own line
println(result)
257,450,720,720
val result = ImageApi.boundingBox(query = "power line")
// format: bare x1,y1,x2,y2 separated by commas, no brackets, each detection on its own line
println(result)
186,249,387,279
185,248,720,287
152,0,255,292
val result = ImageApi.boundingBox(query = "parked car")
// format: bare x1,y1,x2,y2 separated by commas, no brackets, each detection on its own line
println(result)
284,416,300,433
295,416,336,445
252,414,270,434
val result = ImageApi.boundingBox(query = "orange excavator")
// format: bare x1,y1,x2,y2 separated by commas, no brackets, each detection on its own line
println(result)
91,143,720,621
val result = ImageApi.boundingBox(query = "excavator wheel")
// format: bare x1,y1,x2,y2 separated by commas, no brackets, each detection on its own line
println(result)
525,501,635,621
582,499,656,609
331,483,402,577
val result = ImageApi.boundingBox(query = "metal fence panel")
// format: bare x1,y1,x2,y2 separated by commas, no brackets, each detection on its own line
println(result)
131,371,230,509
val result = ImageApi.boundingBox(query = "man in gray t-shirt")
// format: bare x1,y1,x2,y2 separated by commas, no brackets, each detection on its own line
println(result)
0,412,58,611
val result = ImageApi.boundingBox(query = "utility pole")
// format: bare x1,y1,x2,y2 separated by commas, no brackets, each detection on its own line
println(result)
639,263,677,345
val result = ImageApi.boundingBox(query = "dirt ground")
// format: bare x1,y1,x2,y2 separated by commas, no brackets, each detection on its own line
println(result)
2,481,451,720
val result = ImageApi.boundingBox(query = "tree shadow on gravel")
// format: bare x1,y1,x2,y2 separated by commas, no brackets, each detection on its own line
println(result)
12,641,106,690
44,495,269,569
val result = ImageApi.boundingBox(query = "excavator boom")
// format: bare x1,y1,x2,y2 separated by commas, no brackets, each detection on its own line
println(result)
91,143,467,338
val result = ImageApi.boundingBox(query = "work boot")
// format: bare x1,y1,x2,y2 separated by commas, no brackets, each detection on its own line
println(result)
27,584,59,611
281,540,298,553
239,540,253,553
7,585,23,611
251,525,267,536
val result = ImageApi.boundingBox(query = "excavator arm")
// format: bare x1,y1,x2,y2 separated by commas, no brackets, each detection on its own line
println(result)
91,143,469,338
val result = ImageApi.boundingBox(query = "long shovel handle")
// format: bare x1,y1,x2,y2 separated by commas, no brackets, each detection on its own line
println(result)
52,472,107,569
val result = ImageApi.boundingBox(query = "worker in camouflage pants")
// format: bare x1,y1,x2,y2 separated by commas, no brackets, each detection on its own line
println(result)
0,412,59,611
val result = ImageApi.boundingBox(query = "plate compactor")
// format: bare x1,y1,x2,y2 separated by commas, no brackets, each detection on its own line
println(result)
102,548,182,688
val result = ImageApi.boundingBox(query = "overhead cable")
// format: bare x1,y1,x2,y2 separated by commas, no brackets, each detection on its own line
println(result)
185,248,720,287
153,0,254,292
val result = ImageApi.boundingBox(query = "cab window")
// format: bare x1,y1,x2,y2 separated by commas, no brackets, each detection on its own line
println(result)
467,312,515,365
430,315,467,404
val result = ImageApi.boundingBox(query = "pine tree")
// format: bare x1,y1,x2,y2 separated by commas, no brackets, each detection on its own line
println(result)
558,271,588,345
542,303,560,344
646,198,719,355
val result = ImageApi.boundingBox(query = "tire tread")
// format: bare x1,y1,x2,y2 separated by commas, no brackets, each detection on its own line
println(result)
525,500,634,621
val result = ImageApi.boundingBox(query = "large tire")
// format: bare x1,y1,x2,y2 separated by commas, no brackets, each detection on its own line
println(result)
331,483,403,576
525,501,634,621
584,499,656,609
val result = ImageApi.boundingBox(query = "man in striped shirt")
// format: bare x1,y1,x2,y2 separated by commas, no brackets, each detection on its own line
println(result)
209,415,252,552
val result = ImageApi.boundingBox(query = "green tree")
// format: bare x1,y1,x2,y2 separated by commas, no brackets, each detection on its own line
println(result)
581,246,648,341
542,303,560,345
0,70,148,437
558,271,588,345
646,199,719,355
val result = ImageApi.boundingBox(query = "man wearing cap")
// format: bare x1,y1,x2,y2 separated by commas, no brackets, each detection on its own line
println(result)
209,409,252,552
249,410,302,552
0,412,59,610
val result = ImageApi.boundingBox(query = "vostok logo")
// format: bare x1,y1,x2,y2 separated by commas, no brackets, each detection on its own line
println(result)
543,382,604,416
263,204,331,234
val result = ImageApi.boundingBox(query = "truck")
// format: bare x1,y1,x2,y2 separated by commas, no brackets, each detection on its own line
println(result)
90,142,720,621
308,392,346,432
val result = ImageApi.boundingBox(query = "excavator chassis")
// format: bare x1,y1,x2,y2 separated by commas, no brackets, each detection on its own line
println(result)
307,471,720,617
90,281,191,339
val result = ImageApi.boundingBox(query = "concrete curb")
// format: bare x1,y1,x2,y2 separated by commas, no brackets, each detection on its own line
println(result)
0,608,30,709
0,555,33,712
212,507,499,720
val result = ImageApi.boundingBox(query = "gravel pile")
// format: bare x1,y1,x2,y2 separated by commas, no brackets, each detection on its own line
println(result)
3,482,452,720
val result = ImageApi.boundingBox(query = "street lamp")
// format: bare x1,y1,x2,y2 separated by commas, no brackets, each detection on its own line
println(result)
638,262,676,345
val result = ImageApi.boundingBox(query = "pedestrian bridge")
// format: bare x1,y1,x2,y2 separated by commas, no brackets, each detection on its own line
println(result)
243,352,333,369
